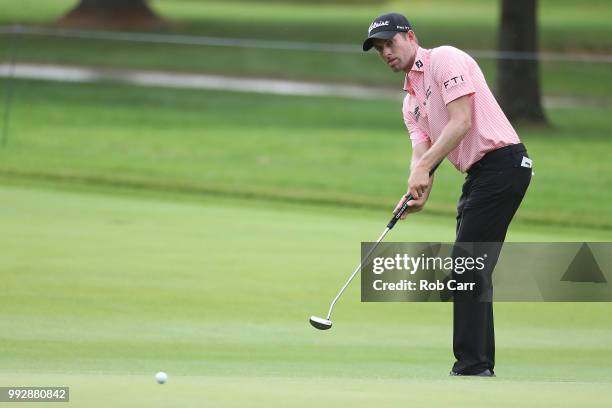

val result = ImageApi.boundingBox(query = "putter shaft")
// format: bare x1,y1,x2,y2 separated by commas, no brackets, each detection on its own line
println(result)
325,227,390,319
319,161,441,323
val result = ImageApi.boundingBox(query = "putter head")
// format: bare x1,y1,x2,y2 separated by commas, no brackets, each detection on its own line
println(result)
309,316,332,330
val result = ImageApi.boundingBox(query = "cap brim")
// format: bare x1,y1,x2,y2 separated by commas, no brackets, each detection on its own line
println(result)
362,31,398,52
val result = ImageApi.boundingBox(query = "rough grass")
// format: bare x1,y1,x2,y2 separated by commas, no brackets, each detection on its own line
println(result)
1,0,611,51
0,80,610,231
0,0,610,99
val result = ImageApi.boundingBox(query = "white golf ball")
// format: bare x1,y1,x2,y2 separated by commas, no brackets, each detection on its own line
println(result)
155,371,168,384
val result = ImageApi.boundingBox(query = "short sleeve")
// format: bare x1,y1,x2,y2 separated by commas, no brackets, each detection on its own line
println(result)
431,46,476,105
402,95,430,147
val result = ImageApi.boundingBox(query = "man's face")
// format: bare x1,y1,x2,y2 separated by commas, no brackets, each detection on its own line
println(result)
372,32,417,73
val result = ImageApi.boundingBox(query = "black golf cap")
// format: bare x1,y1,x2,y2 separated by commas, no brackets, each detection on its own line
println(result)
362,13,412,52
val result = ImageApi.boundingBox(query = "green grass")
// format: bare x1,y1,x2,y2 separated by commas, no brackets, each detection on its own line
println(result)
0,3,610,405
2,373,612,407
2,0,611,51
0,0,611,99
0,80,610,230
1,184,611,407
3,35,610,100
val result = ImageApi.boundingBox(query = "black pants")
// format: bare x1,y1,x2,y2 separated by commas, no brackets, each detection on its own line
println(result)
451,143,532,374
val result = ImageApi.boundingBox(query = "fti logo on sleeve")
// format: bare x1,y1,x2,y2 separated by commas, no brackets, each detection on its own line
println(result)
443,75,466,89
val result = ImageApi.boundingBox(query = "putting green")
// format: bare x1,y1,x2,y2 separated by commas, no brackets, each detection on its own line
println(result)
1,372,611,408
1,184,611,407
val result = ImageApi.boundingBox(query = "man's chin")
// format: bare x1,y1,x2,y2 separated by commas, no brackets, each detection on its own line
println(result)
388,61,406,72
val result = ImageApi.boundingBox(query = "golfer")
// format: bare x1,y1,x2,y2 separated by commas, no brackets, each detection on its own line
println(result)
363,13,532,376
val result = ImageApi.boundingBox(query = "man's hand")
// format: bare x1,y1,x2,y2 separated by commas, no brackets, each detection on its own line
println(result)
407,164,431,200
393,187,431,220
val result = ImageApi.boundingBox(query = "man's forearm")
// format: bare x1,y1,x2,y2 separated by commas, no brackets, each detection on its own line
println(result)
415,95,473,172
416,118,470,172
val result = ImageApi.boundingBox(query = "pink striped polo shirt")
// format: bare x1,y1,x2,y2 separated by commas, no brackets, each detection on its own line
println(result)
402,46,520,172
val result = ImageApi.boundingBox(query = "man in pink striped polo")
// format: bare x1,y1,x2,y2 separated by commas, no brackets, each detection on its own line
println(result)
363,13,532,376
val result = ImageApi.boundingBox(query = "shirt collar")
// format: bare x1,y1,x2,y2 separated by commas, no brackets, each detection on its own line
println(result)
411,47,428,72
403,47,428,92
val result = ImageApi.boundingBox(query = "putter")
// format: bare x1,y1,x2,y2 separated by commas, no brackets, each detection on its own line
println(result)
309,162,441,330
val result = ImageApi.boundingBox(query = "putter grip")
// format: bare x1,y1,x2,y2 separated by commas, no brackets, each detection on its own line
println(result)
386,161,442,230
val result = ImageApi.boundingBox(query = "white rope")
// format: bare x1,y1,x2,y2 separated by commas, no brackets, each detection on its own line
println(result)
1,25,611,63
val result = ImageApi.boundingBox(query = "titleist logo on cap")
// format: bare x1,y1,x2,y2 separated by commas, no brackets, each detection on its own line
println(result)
368,20,389,34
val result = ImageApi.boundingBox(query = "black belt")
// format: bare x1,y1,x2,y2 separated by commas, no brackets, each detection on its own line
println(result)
467,143,526,174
